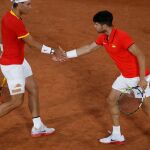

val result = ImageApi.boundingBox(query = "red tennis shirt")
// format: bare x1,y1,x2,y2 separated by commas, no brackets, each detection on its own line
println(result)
0,10,29,65
95,28,149,78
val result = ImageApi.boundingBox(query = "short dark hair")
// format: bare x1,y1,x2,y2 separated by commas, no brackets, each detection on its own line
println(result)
93,10,113,26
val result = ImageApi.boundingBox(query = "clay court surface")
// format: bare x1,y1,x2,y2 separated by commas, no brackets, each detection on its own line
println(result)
0,0,150,150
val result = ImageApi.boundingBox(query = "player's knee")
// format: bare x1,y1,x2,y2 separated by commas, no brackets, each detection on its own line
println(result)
30,86,38,96
26,76,38,92
142,99,150,116
14,99,23,107
11,93,24,107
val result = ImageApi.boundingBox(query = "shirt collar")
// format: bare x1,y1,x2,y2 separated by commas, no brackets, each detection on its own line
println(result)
10,10,21,19
104,28,117,43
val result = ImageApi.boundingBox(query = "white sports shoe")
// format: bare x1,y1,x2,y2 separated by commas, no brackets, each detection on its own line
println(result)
99,134,125,144
31,124,55,137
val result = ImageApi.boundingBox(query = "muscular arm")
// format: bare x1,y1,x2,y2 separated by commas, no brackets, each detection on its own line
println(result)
76,42,100,56
22,34,66,59
22,34,55,55
66,42,100,58
22,34,43,50
128,44,146,80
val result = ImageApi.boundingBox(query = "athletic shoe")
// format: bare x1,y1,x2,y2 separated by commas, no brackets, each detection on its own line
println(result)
31,124,55,137
98,134,125,144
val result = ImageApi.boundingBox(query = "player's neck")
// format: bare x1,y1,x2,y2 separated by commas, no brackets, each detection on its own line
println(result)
11,8,22,19
105,27,113,36
105,27,113,40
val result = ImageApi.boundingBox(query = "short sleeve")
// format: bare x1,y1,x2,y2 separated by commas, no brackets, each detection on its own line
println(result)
121,32,134,49
95,34,105,46
13,20,29,39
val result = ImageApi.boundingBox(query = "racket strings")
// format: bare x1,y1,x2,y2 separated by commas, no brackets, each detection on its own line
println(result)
118,87,144,115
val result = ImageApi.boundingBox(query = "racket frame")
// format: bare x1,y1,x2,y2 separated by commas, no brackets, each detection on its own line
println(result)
118,86,145,115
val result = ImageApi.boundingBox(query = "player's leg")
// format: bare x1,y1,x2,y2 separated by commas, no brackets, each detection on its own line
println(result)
99,89,125,144
99,75,126,144
23,59,55,137
141,77,150,118
25,75,40,118
142,98,150,118
107,89,121,126
0,65,25,117
0,93,24,117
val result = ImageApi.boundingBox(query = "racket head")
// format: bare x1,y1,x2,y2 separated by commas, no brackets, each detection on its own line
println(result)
118,86,144,115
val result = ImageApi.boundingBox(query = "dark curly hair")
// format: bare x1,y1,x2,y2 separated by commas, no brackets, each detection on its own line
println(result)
93,10,113,26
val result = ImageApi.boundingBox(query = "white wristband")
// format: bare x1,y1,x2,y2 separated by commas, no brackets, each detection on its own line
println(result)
66,49,77,58
0,43,3,52
41,45,52,54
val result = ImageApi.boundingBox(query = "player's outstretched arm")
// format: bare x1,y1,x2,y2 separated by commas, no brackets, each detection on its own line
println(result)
22,34,66,60
66,42,99,58
52,42,100,61
22,34,54,54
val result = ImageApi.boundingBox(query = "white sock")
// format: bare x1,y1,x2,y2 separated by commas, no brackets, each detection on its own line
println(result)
112,126,121,136
32,117,43,129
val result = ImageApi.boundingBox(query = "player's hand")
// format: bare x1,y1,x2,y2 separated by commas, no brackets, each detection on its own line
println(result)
52,46,68,62
138,78,147,90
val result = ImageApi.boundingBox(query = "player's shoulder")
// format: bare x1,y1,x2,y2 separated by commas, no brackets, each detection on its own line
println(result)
3,11,18,21
98,33,106,39
2,11,23,26
2,11,10,20
116,28,130,37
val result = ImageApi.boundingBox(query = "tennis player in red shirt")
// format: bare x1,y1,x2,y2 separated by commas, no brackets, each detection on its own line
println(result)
61,10,150,144
0,0,64,137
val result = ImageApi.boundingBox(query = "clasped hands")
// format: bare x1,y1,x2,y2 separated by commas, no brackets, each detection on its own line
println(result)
52,46,68,62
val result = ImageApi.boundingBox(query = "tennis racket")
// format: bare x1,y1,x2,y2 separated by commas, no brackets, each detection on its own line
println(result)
118,86,145,115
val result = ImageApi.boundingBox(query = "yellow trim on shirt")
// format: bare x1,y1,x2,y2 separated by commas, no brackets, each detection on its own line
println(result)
10,10,29,39
10,10,19,19
18,33,30,39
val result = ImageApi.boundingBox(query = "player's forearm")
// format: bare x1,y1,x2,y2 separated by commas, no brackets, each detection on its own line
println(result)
23,35,54,54
77,44,95,55
137,54,146,80
25,36,43,50
66,42,99,58
0,43,3,54
134,48,146,80
128,44,146,80
30,40,42,50
30,40,54,55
